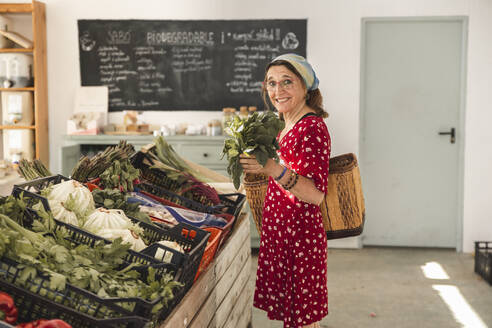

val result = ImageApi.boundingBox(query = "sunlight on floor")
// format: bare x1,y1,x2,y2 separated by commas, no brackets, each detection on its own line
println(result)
420,261,450,280
432,285,488,328
421,261,488,328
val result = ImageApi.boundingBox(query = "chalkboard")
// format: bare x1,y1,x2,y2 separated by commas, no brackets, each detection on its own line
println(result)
78,19,306,111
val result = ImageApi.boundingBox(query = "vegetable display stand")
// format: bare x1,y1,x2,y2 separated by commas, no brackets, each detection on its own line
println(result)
20,207,187,279
136,181,246,222
475,241,492,285
0,257,154,328
11,175,211,299
158,212,253,328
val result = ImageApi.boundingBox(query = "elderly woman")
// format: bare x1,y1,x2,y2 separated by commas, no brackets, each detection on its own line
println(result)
240,54,331,328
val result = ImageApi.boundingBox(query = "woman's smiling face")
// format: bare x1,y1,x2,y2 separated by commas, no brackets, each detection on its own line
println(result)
266,65,307,114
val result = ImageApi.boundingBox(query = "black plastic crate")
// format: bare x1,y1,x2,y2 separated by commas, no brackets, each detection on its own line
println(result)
11,176,210,294
5,208,185,324
0,257,156,328
136,182,245,220
131,152,246,216
475,241,492,285
14,174,70,193
20,208,181,280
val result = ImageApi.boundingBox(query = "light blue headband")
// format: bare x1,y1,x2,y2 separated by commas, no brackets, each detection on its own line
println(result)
271,53,319,91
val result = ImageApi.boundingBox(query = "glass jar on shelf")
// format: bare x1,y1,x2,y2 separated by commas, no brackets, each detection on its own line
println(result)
239,106,249,120
222,107,233,130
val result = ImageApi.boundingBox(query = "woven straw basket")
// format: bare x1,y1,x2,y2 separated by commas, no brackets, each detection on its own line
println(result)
243,153,365,239
243,173,269,235
320,153,365,239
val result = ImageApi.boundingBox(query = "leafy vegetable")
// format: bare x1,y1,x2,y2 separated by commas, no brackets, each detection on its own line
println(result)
222,111,285,189
143,137,221,206
43,180,95,218
71,141,135,182
0,205,181,314
91,188,151,224
99,159,140,192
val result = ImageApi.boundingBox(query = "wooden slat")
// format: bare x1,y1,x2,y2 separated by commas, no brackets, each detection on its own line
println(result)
32,0,48,166
214,213,251,280
206,255,251,328
188,280,218,328
159,214,250,328
215,238,251,304
235,295,253,328
222,273,254,328
161,261,216,328
189,238,251,328
0,125,35,130
0,3,32,13
0,48,33,53
0,87,34,91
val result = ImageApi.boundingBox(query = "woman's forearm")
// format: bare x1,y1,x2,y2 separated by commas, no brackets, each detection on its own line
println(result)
265,160,324,205
276,169,324,205
240,156,325,205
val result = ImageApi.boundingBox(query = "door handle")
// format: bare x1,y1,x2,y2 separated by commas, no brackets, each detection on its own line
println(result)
438,127,455,144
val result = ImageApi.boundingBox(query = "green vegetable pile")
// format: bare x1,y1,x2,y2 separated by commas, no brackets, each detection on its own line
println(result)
99,159,140,192
222,111,285,189
17,159,52,181
92,188,151,224
142,137,221,206
71,141,135,182
0,196,181,319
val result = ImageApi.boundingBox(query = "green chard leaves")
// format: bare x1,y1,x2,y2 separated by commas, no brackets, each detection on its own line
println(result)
222,111,285,189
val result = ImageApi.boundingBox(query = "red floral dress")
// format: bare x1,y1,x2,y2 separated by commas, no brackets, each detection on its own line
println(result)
253,115,331,328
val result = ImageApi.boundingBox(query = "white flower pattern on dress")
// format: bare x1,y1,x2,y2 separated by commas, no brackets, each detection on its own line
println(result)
253,116,331,328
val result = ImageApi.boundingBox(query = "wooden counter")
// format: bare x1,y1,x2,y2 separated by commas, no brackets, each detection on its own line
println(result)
160,212,253,328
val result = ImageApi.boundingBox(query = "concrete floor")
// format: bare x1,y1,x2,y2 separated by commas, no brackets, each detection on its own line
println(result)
249,247,492,328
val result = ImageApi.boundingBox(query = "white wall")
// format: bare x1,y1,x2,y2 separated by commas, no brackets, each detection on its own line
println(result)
2,0,490,252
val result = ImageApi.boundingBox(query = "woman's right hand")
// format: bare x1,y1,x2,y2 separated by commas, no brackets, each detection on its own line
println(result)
239,154,281,177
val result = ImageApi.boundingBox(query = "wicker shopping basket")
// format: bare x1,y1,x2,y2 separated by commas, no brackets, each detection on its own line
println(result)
243,173,269,235
243,153,365,240
320,153,365,239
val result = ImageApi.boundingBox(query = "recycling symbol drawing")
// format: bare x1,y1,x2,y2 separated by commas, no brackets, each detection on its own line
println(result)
282,32,299,50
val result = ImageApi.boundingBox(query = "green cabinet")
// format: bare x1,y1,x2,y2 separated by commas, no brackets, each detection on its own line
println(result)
61,135,260,248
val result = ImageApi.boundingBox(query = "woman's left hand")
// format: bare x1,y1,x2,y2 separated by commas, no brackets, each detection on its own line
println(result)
239,154,277,176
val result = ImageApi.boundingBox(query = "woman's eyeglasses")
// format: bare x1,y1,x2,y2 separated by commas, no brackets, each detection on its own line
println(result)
264,79,295,91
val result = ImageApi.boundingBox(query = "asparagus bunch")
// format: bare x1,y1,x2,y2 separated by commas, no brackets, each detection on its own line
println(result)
18,159,52,181
71,141,135,182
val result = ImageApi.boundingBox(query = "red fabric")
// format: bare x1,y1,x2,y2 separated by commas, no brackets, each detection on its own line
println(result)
253,116,331,327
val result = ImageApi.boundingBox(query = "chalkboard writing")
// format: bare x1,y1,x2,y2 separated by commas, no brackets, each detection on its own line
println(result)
78,20,306,111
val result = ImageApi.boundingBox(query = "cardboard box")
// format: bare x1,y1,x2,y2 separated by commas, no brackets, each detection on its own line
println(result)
67,86,108,135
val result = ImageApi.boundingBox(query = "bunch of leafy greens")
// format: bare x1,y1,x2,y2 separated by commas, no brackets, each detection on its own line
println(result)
143,136,221,206
0,196,181,317
99,159,140,192
222,111,285,189
71,140,135,182
92,188,151,224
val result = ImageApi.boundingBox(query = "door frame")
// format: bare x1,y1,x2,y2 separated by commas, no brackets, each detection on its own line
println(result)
359,16,468,251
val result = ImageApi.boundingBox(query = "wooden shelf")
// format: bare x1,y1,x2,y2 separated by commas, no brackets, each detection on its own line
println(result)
0,48,33,53
0,125,35,130
0,87,34,91
0,1,48,165
0,4,32,13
